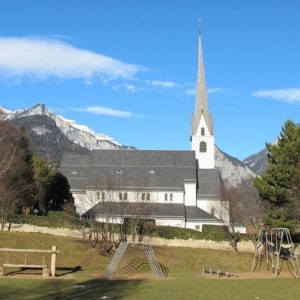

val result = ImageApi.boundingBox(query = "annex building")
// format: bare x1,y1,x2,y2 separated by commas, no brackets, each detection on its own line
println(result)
60,35,229,231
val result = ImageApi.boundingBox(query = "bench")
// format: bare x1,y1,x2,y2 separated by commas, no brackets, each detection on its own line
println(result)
0,246,59,278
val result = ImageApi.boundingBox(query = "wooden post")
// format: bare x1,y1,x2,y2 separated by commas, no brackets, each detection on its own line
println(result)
50,246,57,277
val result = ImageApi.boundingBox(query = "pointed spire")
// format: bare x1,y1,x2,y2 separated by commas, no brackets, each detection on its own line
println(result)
192,33,213,135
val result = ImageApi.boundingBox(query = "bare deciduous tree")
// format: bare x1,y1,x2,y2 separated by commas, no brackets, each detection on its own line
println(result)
219,183,263,252
82,177,153,251
0,121,35,230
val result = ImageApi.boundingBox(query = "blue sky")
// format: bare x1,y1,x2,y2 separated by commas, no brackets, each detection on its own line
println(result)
0,0,300,160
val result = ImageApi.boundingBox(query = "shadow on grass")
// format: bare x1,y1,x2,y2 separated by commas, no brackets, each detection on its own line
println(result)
3,266,83,277
0,277,145,300
56,266,83,277
116,258,169,278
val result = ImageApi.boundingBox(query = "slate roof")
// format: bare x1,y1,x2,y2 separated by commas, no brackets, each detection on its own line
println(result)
197,168,221,199
82,202,219,221
60,150,197,190
185,206,219,221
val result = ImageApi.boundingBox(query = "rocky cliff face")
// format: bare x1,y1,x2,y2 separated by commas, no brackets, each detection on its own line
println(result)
215,146,258,187
243,148,268,176
6,104,126,151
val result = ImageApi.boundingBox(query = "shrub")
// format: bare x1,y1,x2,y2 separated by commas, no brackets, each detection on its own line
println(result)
144,224,229,241
7,211,82,229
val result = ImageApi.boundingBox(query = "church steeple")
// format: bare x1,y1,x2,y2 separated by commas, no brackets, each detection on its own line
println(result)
191,32,215,169
192,33,213,136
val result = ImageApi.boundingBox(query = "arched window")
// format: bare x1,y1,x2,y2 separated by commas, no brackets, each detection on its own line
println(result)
200,141,207,152
201,127,205,136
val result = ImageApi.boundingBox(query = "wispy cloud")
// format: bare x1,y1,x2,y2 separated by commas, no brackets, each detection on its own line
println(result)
207,87,226,95
74,106,142,118
252,88,300,103
112,83,141,93
145,80,179,89
185,87,196,96
0,36,143,83
185,86,228,96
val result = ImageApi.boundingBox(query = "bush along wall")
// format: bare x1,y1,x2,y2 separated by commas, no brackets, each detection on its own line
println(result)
7,211,83,230
143,224,229,242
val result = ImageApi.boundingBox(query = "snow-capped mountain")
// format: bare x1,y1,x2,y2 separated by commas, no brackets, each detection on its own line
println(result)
2,104,258,188
4,104,125,150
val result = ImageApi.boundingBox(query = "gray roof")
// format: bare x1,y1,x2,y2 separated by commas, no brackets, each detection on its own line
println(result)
197,169,221,199
82,202,218,221
60,150,196,190
185,206,219,221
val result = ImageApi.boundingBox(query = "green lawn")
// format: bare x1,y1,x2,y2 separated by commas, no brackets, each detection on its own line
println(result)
0,231,299,299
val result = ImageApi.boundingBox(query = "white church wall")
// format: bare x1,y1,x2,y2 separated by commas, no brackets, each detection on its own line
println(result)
197,199,230,224
73,189,186,216
155,218,185,228
73,192,94,216
185,220,224,232
157,191,184,204
184,180,197,206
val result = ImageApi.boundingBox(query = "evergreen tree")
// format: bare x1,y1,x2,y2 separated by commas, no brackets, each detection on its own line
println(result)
33,156,73,213
254,120,300,229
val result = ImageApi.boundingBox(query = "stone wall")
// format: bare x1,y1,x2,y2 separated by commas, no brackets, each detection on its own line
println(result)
4,223,257,253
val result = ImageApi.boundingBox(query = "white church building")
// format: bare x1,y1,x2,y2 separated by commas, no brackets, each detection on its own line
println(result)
60,34,229,231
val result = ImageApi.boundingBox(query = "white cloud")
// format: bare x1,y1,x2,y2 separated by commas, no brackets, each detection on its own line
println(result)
145,80,179,89
74,106,140,118
252,88,300,103
207,87,225,95
185,88,196,96
112,83,140,93
0,36,143,82
185,86,227,96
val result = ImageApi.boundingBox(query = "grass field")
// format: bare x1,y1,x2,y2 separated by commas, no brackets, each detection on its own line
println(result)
0,231,300,299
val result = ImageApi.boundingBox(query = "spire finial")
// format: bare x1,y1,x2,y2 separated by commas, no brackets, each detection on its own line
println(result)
197,17,202,35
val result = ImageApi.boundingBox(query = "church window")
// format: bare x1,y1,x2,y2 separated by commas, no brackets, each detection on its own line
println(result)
210,207,215,216
200,141,207,152
101,192,105,201
146,193,150,201
170,193,173,201
141,193,146,201
201,127,205,136
164,193,168,201
119,192,128,201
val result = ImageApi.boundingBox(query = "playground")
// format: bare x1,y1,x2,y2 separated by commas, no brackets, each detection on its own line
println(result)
0,230,300,299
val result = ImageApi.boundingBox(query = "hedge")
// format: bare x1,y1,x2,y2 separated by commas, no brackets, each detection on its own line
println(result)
7,213,232,242
144,224,229,241
7,211,83,230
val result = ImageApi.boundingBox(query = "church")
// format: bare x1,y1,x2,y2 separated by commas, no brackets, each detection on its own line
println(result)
60,34,229,231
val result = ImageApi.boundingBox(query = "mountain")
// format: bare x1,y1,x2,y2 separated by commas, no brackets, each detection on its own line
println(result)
6,104,124,150
1,104,131,165
2,104,258,188
243,148,268,176
215,146,258,187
